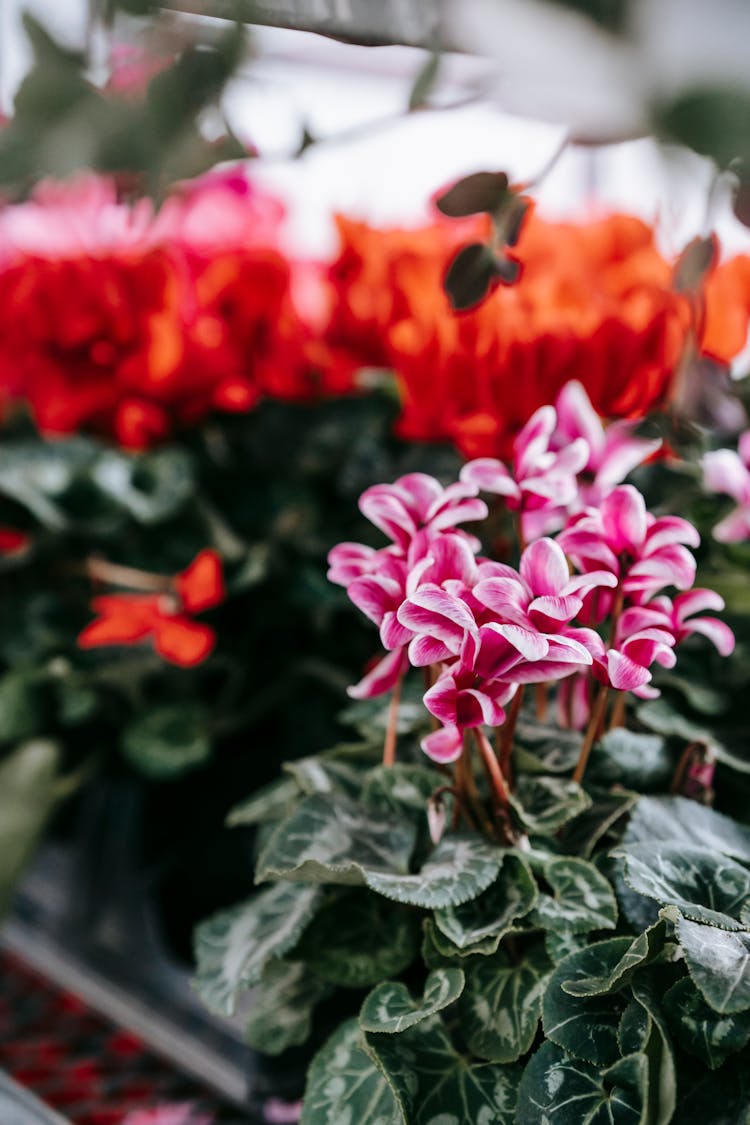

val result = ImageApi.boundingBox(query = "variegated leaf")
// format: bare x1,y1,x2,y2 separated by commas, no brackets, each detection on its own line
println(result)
364,833,504,908
194,882,321,1015
619,844,750,929
459,952,548,1063
256,793,416,885
301,1018,404,1125
433,852,537,948
517,1042,646,1124
543,937,633,1065
360,968,464,1034
665,975,750,1069
673,911,750,1014
530,856,617,934
245,960,331,1055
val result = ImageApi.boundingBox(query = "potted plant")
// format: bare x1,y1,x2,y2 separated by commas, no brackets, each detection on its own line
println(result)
194,385,750,1123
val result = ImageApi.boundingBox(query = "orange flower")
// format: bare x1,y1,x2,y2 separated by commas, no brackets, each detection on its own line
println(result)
79,550,224,668
323,210,750,459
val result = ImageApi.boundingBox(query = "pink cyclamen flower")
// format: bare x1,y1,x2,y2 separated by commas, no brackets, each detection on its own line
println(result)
593,607,676,699
460,405,589,538
703,432,750,542
554,380,661,507
421,671,516,762
558,485,699,619
469,537,613,682
646,590,735,656
358,472,487,552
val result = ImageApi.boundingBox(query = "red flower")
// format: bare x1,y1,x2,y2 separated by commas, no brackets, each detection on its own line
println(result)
78,550,224,667
0,527,30,553
322,210,750,459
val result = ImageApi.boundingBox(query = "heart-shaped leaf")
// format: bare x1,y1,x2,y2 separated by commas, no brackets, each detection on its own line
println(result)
364,833,505,908
302,1019,404,1125
256,793,416,886
360,968,464,1034
193,882,321,1015
432,852,537,948
459,952,548,1062
531,856,618,934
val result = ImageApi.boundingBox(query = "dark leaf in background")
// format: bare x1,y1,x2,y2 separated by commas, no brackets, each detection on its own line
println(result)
436,171,511,217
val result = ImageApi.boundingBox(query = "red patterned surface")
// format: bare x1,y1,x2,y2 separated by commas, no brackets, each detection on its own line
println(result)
0,951,232,1124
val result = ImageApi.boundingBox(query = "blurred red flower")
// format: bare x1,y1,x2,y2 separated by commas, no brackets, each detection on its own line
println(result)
322,210,750,458
79,550,224,667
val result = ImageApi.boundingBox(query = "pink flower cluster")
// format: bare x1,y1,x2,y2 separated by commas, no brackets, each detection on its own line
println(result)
330,386,734,762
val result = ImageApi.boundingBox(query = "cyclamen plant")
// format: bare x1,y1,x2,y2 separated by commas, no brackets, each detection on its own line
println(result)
194,385,750,1125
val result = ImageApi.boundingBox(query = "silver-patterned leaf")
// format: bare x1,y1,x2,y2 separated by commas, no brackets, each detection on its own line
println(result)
545,928,589,964
193,882,321,1015
459,952,547,1063
543,937,633,1065
510,775,591,835
516,1042,646,1125
285,755,367,799
301,1018,405,1125
628,972,677,1125
619,844,750,929
364,833,505,908
360,969,464,1034
513,720,583,774
361,763,446,818
365,1015,521,1124
245,960,331,1055
226,775,299,827
422,917,504,964
562,921,666,997
297,889,420,988
561,789,638,859
433,852,537,948
530,856,617,934
665,976,750,1069
674,912,750,1014
256,793,416,885
625,796,750,862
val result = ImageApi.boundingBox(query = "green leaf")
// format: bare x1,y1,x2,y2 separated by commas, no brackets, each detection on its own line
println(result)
435,171,511,217
362,763,445,818
93,447,193,524
193,882,321,1015
513,720,583,774
432,852,537,948
562,922,666,997
285,755,367,799
510,775,591,835
226,775,300,827
588,729,672,791
560,789,638,859
665,975,750,1069
628,973,677,1125
365,1015,521,1124
655,85,750,169
443,243,503,311
245,960,331,1055
301,1018,404,1125
364,832,504,908
618,843,750,929
360,968,464,1034
673,911,750,1014
0,673,47,744
296,889,420,988
408,51,440,111
256,793,416,886
530,856,617,934
545,928,590,964
0,739,61,917
516,1042,646,1125
459,952,547,1062
625,796,750,861
674,1050,750,1123
121,704,212,779
543,937,634,1064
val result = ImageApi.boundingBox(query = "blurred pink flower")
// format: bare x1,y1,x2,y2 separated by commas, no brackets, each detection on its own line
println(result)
461,405,588,539
122,1104,213,1125
553,380,661,506
703,432,750,542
